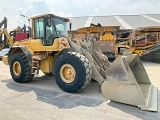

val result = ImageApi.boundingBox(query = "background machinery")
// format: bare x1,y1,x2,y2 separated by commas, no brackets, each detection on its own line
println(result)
0,17,13,50
75,25,160,59
0,17,31,52
75,25,121,58
2,14,158,111
131,26,160,56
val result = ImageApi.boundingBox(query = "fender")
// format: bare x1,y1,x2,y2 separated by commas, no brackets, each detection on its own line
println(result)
8,46,32,66
52,48,74,64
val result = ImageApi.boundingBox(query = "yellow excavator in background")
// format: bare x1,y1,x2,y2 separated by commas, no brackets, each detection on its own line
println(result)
2,14,158,111
0,17,14,50
0,17,29,51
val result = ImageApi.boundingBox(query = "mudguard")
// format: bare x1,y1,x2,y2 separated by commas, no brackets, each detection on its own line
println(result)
8,46,32,66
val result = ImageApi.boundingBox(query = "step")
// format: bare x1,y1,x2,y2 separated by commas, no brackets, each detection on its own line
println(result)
32,61,38,63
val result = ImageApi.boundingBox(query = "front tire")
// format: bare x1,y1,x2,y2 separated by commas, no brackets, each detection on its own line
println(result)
10,52,34,83
54,52,92,93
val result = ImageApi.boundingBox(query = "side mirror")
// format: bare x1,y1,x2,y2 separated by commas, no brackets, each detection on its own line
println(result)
44,17,51,27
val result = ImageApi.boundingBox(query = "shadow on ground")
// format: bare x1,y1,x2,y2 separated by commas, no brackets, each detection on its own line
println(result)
1,76,104,109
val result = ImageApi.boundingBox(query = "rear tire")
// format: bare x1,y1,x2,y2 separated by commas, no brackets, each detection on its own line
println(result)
54,52,92,93
10,52,34,83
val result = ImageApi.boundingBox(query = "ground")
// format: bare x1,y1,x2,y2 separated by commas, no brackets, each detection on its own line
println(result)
0,61,159,120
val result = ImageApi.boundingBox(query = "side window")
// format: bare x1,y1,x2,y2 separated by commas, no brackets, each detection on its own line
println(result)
34,18,44,39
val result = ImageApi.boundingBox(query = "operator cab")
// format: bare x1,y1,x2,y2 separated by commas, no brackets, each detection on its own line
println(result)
31,14,69,46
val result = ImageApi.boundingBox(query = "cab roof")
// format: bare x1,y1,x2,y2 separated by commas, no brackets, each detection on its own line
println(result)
30,14,69,22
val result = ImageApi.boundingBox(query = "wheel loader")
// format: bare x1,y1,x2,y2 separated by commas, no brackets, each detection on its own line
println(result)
2,14,158,111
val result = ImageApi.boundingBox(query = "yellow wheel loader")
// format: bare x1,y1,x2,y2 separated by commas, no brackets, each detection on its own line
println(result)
3,14,158,111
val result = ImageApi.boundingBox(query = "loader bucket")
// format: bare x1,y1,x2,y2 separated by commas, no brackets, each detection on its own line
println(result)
101,54,158,111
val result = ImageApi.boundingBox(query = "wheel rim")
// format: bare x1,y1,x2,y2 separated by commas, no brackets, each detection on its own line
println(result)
13,61,21,76
60,64,76,83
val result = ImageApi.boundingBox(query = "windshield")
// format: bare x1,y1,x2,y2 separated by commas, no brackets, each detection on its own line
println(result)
52,17,68,37
46,17,67,37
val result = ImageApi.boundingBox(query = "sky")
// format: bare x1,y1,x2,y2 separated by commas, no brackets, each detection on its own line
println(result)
0,0,160,30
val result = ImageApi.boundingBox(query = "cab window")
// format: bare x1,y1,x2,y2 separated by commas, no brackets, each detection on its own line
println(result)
34,18,45,39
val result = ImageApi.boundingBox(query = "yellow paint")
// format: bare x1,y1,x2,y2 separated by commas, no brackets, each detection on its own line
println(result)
60,64,76,83
133,50,145,56
0,28,14,47
15,37,68,52
100,33,113,41
77,26,120,34
12,61,21,76
135,44,155,50
45,38,60,51
2,56,9,65
30,39,46,51
40,56,53,73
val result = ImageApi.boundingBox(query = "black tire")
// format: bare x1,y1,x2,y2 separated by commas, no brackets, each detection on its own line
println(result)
10,52,34,83
54,52,92,93
43,72,54,77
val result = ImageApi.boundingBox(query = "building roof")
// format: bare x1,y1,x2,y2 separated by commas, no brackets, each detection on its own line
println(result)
68,14,160,31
